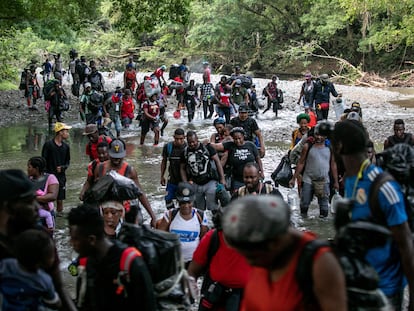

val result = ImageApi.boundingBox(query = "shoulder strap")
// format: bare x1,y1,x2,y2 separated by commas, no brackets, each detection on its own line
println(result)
98,162,105,177
195,209,204,226
124,164,131,177
116,246,142,295
368,172,395,226
206,229,220,269
295,239,330,305
167,142,173,158
169,208,180,225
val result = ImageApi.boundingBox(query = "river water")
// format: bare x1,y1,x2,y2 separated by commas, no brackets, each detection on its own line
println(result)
0,106,337,293
2,70,413,297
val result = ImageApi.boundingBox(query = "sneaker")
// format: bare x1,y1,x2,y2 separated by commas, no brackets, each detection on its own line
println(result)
55,211,64,218
319,214,328,219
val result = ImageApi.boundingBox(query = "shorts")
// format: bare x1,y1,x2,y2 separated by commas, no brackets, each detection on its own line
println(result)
141,118,160,135
56,174,66,200
165,182,178,202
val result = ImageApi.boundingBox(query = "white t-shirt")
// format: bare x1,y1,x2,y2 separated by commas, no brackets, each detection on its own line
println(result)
164,209,208,262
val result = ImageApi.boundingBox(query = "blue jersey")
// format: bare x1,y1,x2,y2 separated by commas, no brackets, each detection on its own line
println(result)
344,164,407,296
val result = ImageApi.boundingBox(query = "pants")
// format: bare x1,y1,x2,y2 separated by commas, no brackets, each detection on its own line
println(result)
185,98,196,122
300,181,329,217
194,180,218,211
202,100,214,119
216,106,231,124
316,108,329,121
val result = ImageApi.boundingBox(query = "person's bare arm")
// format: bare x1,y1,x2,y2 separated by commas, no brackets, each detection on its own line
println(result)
160,156,167,186
212,153,225,185
36,184,58,204
289,143,309,187
313,251,347,311
129,167,156,227
255,129,265,158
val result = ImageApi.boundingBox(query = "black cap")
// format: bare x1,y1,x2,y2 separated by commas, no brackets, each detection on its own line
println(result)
0,169,35,201
238,105,248,113
176,182,195,202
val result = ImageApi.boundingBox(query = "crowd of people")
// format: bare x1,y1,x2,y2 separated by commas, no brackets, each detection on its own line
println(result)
7,51,414,311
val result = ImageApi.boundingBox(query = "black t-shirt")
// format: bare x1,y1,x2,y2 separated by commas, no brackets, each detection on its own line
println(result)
85,241,156,311
181,143,218,185
223,141,258,182
230,117,259,142
41,139,70,177
162,142,186,184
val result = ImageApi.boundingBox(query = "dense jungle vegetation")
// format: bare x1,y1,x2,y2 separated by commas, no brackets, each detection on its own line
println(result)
1,0,414,89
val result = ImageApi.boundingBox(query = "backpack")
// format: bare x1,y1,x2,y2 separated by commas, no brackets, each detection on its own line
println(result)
296,222,392,311
369,143,414,232
19,70,27,90
76,62,87,82
169,64,181,80
118,223,191,309
43,79,60,100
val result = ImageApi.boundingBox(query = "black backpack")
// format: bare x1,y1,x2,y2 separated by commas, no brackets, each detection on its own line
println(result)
76,62,87,82
296,222,392,311
19,70,27,90
169,64,181,80
118,223,191,309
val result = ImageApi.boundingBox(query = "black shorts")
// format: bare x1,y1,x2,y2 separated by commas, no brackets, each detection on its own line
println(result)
141,118,160,135
56,174,66,200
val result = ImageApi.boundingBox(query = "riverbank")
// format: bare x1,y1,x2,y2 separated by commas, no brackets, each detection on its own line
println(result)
1,72,414,145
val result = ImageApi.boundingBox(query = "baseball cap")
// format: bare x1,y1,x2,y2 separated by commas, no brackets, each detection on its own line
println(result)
82,124,98,135
54,122,72,133
108,139,126,158
238,105,248,113
222,195,290,246
0,169,36,201
319,74,329,82
84,82,92,89
176,182,195,202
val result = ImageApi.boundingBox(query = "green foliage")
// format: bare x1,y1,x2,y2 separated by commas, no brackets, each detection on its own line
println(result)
108,0,191,33
1,0,414,89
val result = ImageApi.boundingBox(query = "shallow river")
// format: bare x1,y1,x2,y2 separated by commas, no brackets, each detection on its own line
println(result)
0,105,345,294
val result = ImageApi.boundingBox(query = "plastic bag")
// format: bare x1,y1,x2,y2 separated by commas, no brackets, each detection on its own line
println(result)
271,155,293,188
330,191,342,214
84,171,142,203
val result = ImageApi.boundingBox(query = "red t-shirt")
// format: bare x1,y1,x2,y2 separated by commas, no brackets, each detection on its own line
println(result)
143,100,160,119
192,230,252,288
121,97,135,119
85,136,112,160
241,232,330,311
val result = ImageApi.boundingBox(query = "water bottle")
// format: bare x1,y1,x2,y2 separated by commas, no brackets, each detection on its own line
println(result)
287,188,299,210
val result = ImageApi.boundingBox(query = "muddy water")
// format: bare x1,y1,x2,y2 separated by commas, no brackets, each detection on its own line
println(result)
388,87,414,108
0,112,335,296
